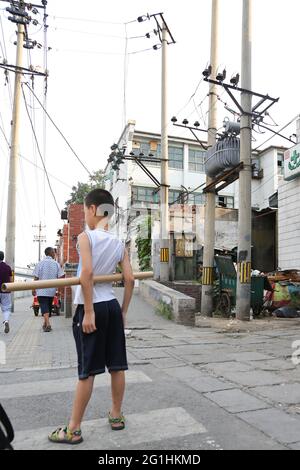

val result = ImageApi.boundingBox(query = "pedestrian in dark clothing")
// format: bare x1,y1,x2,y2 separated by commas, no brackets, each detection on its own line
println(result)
0,251,13,334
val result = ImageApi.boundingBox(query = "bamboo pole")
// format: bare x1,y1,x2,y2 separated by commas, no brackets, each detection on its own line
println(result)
1,271,153,293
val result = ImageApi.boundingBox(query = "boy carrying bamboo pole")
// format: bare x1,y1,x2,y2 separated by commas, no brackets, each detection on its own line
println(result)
48,188,135,445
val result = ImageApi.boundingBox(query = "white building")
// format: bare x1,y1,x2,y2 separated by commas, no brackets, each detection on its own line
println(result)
278,119,300,269
105,120,287,277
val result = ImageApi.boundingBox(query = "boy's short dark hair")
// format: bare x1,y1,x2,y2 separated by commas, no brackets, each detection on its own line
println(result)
85,189,114,218
0,251,4,261
45,247,54,256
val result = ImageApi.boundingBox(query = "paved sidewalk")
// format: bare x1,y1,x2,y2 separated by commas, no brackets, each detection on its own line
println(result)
1,290,300,449
0,297,76,370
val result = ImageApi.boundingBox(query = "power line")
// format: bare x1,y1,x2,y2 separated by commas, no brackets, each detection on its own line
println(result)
19,156,35,224
0,141,8,226
19,153,73,188
253,114,300,152
26,48,41,220
0,14,8,57
22,85,61,215
50,25,126,39
174,76,205,118
52,45,154,56
24,81,92,177
122,22,128,128
50,15,124,25
43,4,48,218
0,14,13,110
0,116,10,146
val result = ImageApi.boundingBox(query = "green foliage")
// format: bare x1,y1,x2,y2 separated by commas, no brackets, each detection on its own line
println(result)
135,216,152,272
65,170,106,205
155,300,173,320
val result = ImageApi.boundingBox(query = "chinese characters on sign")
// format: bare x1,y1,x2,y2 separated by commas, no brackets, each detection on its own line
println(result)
284,144,300,180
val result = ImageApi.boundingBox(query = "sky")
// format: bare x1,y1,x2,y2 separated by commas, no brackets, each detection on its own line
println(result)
0,0,300,268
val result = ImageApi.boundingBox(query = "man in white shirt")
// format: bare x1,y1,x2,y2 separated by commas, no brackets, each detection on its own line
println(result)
33,247,65,332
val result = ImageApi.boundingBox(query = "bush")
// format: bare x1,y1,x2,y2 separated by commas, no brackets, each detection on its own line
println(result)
155,300,173,320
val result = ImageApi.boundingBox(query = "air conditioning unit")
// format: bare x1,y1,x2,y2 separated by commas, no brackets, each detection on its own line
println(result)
61,209,68,220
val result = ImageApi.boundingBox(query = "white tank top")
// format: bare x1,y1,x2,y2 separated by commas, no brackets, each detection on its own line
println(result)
74,228,125,305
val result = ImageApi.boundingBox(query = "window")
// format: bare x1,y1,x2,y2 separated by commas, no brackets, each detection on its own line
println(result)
169,145,184,169
251,157,260,173
217,195,234,208
132,140,160,166
169,189,182,204
188,192,205,205
189,148,206,172
277,152,284,175
132,186,160,204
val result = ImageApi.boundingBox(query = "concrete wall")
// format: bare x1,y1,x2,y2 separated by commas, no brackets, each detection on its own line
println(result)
140,280,196,326
161,281,202,311
278,177,300,269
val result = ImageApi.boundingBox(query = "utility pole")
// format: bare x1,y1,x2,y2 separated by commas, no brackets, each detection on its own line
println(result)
5,15,25,310
135,12,174,281
33,222,46,261
236,0,252,321
159,24,170,281
201,0,219,315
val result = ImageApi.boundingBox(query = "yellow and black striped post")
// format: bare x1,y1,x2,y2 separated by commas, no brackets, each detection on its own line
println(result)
238,262,251,284
202,267,213,285
160,248,169,263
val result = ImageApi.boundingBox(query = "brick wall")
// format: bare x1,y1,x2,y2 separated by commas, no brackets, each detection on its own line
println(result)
161,282,202,311
63,224,68,264
56,204,85,316
68,204,85,263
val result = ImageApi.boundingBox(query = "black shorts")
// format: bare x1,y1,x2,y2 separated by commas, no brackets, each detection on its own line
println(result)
73,298,128,380
37,296,53,315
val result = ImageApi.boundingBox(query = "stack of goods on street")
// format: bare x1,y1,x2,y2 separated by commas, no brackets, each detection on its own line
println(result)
264,269,300,318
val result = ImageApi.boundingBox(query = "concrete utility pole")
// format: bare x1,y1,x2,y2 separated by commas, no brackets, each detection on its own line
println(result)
236,0,252,321
201,0,219,316
5,21,25,309
33,222,46,262
159,24,170,281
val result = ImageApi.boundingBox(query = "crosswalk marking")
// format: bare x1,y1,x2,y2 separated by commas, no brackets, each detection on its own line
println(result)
14,407,207,450
0,370,152,399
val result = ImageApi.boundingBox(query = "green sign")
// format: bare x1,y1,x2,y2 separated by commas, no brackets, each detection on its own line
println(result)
284,144,300,180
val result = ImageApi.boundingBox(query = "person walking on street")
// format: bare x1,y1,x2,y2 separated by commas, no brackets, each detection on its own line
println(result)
33,247,65,332
0,251,13,334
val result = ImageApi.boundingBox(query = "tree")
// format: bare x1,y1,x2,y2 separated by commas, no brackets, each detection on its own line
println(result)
135,216,152,271
65,170,106,205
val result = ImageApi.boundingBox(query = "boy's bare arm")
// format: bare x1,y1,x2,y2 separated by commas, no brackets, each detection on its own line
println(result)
119,249,135,325
78,232,96,334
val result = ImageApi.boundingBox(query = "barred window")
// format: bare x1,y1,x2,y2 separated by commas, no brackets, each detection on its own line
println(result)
132,141,184,169
169,145,184,169
188,148,206,172
188,192,205,204
277,152,284,175
217,195,234,208
132,141,160,166
132,186,160,204
169,189,182,204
